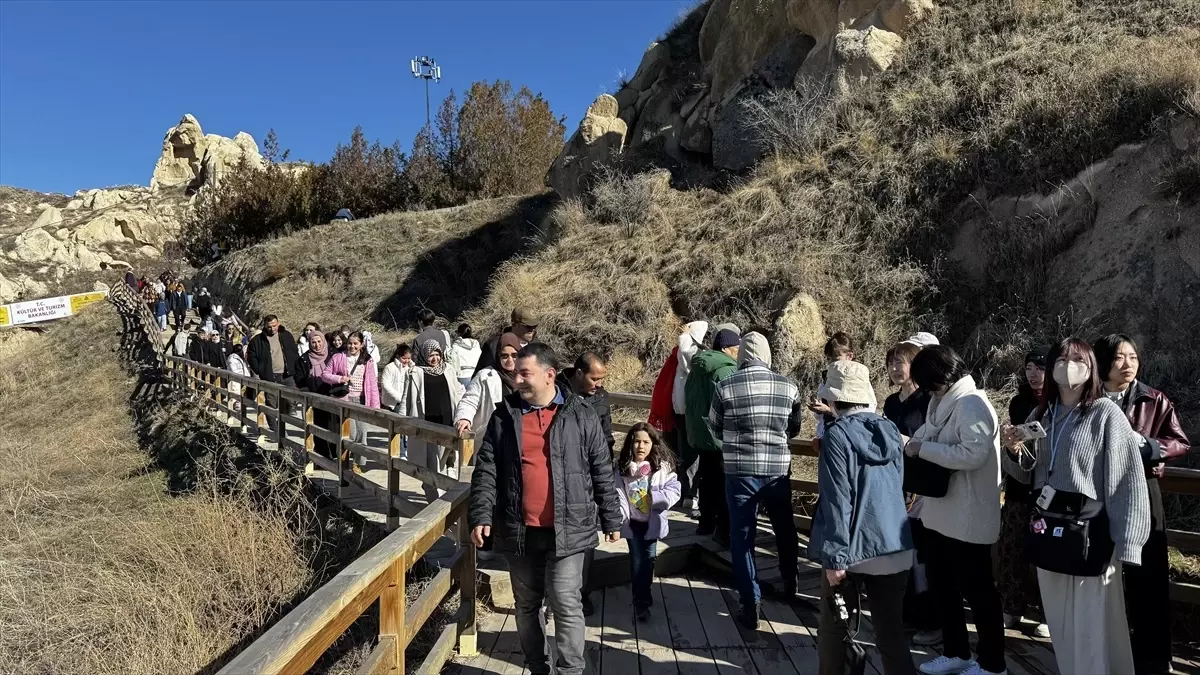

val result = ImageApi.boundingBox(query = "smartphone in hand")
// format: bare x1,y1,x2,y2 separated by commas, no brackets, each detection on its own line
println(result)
1014,421,1047,442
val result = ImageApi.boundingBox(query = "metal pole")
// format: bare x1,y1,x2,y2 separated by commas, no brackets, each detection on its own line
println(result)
425,78,431,129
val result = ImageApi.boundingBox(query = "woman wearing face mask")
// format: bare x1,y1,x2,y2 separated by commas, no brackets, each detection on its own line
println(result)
1094,334,1190,675
904,345,1006,675
997,351,1049,637
1001,338,1149,675
454,333,521,451
403,340,464,501
322,331,380,472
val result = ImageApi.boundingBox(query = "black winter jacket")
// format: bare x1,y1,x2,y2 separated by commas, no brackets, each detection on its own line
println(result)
558,369,614,450
247,328,299,380
468,389,624,557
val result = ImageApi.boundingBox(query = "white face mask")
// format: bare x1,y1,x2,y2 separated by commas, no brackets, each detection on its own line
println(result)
1052,360,1090,388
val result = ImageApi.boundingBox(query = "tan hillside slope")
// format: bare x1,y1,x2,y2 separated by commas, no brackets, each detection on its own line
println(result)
0,307,310,674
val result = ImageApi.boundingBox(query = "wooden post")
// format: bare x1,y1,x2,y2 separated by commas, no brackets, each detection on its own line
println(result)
457,517,478,657
188,365,196,391
304,402,315,456
214,375,223,408
256,390,268,443
457,437,475,471
386,420,401,531
338,409,351,497
378,559,406,672
274,387,284,447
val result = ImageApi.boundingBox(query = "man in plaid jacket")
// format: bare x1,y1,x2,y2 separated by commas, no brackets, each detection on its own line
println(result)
707,331,804,629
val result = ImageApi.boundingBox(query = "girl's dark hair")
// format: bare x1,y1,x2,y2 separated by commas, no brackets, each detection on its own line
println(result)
326,331,346,353
617,422,675,473
1093,333,1138,384
349,330,371,364
824,332,854,360
1037,337,1103,418
457,323,473,339
390,343,412,363
909,344,967,392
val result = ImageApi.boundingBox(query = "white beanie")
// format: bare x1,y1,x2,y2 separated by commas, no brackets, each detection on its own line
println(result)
738,331,772,368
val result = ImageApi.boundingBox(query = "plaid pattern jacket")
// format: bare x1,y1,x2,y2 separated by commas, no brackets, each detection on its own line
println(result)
707,362,804,476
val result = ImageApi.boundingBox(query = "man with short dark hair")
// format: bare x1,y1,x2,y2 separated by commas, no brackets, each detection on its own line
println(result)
472,307,541,377
247,315,299,425
708,332,803,629
469,343,622,675
413,308,451,364
556,350,614,617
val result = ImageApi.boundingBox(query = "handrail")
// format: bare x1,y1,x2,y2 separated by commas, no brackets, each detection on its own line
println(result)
109,281,479,675
218,488,475,675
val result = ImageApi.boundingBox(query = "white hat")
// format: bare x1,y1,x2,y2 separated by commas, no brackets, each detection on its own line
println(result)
902,332,939,348
825,360,874,405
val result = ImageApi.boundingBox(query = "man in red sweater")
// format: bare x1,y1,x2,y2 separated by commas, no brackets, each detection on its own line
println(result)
469,343,623,675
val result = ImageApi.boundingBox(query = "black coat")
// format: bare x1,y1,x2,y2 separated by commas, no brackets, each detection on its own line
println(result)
558,369,614,450
247,328,299,380
195,294,212,317
168,291,186,315
468,390,623,557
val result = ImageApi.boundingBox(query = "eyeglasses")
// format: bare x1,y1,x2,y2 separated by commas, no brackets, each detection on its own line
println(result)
499,353,517,361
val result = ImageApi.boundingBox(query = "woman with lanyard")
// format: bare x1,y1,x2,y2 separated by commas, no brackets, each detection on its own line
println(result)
1094,334,1190,675
1001,337,1149,675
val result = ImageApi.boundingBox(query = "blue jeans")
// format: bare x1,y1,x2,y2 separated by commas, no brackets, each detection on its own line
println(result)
726,474,798,608
626,520,658,609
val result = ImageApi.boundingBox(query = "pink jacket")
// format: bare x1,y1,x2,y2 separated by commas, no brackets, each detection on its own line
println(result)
321,352,380,409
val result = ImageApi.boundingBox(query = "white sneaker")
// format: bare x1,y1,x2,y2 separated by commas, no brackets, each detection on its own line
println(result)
919,656,976,675
912,629,943,646
961,665,1006,675
1033,623,1050,638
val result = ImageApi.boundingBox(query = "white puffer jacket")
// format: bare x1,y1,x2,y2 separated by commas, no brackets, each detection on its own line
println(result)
913,375,1003,545
454,367,507,446
672,321,708,415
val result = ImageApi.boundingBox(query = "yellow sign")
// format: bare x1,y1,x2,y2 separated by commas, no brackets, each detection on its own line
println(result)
70,291,108,314
0,305,9,328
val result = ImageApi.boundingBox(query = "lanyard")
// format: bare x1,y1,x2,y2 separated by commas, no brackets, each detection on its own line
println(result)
1046,403,1077,476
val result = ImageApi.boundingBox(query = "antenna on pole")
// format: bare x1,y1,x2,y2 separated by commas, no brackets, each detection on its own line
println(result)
410,56,442,130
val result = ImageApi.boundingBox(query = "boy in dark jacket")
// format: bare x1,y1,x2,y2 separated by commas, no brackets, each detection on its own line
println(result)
468,343,622,675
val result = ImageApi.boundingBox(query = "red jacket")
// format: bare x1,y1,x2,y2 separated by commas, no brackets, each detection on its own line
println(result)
1118,381,1191,478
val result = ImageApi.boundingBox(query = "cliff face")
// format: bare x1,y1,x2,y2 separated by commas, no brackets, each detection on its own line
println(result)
547,0,934,196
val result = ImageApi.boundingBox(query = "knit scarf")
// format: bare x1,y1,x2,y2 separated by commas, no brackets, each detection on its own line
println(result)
420,340,447,377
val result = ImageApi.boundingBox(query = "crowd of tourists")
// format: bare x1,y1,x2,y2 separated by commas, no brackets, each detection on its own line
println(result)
165,293,1190,675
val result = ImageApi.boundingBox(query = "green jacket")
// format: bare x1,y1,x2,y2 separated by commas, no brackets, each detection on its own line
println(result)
684,349,738,453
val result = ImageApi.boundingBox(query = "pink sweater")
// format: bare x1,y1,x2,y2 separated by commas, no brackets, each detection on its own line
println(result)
321,352,380,409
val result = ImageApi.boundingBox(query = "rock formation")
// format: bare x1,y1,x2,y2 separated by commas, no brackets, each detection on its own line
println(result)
547,0,934,190
547,95,628,199
149,114,263,192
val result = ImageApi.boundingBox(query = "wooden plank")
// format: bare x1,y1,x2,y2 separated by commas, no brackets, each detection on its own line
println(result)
307,423,340,444
719,583,777,649
1162,467,1200,496
710,646,758,675
746,648,801,675
676,648,720,675
1171,580,1200,605
491,610,523,654
278,412,306,430
344,439,391,465
585,586,606,651
640,648,680,675
307,451,339,474
659,577,709,649
355,636,395,675
1167,528,1200,553
687,576,744,648
404,564,456,647
637,580,674,650
603,582,639,650
1004,637,1060,675
392,453,463,492
413,623,459,675
601,647,642,675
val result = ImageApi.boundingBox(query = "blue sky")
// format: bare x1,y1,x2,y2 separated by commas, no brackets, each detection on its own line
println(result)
0,0,694,194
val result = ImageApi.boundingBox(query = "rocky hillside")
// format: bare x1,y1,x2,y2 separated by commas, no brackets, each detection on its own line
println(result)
0,114,263,303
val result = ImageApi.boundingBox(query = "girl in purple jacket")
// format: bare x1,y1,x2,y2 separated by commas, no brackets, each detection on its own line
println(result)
614,422,681,621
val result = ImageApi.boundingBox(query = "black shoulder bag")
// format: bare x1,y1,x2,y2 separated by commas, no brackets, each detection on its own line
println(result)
1024,490,1114,576
903,455,954,497
328,362,359,399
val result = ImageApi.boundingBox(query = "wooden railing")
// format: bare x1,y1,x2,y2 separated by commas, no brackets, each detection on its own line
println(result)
109,280,478,674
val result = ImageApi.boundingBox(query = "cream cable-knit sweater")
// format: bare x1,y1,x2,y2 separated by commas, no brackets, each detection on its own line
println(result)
914,376,1003,545
1002,397,1150,565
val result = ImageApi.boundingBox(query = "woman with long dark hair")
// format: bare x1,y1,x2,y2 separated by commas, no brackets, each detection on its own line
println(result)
997,350,1048,637
905,345,1006,675
1094,334,1190,675
1001,338,1149,674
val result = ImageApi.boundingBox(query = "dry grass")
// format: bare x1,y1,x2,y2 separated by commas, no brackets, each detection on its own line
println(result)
0,306,369,674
